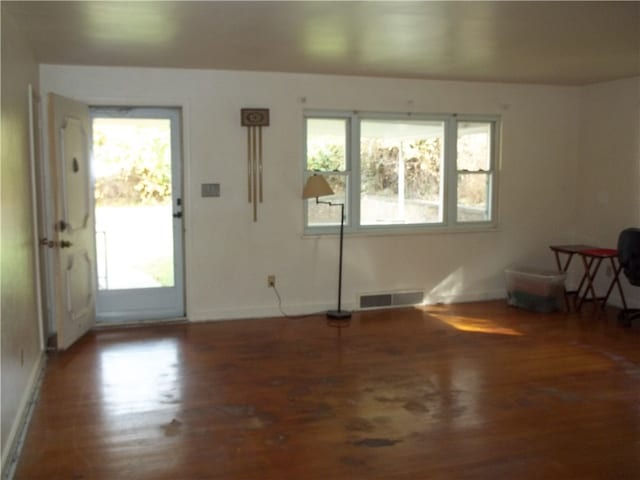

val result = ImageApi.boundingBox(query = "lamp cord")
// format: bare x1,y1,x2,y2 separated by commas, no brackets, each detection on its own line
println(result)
271,285,325,319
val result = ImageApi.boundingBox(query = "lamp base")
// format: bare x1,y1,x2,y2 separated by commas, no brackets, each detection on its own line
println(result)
327,310,352,320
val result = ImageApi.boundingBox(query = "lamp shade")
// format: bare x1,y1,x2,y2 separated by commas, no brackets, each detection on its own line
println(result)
302,174,334,199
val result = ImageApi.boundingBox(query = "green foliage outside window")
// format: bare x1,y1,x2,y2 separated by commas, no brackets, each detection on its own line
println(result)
307,143,344,172
93,122,172,206
360,137,442,201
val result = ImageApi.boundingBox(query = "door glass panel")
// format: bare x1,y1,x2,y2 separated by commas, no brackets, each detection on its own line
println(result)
93,117,174,290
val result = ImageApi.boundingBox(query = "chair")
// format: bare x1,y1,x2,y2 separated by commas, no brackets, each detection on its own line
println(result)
617,228,640,326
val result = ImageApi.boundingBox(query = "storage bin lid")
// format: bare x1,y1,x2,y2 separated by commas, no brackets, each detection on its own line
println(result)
505,264,566,280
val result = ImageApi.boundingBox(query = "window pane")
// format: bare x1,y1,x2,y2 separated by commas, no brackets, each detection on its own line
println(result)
360,119,444,225
306,118,347,171
306,174,348,226
457,173,491,222
457,122,491,171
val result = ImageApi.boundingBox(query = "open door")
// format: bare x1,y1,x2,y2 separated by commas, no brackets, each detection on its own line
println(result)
48,93,96,350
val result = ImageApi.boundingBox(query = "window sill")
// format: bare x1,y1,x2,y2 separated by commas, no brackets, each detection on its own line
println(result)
302,223,500,239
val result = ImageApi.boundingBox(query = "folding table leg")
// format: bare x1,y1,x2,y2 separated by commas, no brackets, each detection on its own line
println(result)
577,256,603,310
553,251,574,311
602,258,628,310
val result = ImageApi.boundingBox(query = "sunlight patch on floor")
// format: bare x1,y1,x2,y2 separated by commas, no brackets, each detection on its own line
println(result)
99,338,181,416
432,313,523,336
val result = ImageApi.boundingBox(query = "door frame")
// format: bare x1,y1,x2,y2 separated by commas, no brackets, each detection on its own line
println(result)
27,84,48,350
90,106,186,323
32,87,65,348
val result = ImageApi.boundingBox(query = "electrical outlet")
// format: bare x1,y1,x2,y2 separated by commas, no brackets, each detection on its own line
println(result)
268,275,276,287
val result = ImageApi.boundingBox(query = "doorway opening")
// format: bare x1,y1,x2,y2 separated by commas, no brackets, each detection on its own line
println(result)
91,107,185,323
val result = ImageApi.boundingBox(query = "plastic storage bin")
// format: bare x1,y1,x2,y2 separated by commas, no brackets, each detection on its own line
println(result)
505,265,566,313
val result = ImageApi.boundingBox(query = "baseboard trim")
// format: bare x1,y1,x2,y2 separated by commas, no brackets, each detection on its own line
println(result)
189,290,508,322
1,351,47,480
189,302,345,322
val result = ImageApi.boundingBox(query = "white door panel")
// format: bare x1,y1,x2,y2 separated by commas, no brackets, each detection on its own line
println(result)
48,93,96,350
61,117,91,230
66,251,93,321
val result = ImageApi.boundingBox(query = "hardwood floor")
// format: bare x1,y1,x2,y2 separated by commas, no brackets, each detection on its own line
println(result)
14,301,640,479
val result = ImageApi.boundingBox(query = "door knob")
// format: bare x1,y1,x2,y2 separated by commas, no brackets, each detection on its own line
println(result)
39,238,55,248
59,240,73,248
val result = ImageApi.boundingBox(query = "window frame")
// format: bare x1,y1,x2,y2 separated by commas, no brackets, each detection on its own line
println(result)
303,111,354,234
303,110,500,235
451,115,500,227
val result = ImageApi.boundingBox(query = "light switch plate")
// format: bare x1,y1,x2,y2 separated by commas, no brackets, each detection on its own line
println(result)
201,183,220,197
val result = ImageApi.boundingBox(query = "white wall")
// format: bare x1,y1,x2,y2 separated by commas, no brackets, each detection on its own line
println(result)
40,65,582,320
1,10,44,473
576,77,640,306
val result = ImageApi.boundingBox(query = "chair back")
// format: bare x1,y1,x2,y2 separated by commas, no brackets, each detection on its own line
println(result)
618,228,640,286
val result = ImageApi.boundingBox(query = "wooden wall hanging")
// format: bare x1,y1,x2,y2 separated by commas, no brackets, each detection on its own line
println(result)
241,108,270,222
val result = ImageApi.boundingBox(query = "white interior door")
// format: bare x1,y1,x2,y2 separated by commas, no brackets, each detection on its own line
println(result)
48,93,96,350
92,107,185,322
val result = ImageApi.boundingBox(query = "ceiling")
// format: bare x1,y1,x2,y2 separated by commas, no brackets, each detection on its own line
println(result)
4,1,640,86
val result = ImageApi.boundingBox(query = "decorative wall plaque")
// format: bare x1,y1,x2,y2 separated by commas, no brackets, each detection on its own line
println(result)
241,108,270,222
241,108,270,127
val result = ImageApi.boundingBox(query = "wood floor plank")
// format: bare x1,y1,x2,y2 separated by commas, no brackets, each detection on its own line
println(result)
14,301,640,479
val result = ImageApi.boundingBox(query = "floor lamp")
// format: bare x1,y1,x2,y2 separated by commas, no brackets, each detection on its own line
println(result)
302,174,352,321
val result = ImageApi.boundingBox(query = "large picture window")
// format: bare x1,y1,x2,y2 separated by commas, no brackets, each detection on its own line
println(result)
304,111,499,233
360,119,445,226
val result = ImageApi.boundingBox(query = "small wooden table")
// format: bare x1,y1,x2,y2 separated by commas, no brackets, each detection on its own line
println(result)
549,244,598,310
549,244,627,311
575,248,627,311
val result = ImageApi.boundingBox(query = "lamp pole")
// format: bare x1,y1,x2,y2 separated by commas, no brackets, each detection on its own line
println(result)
336,202,345,313
320,200,351,320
